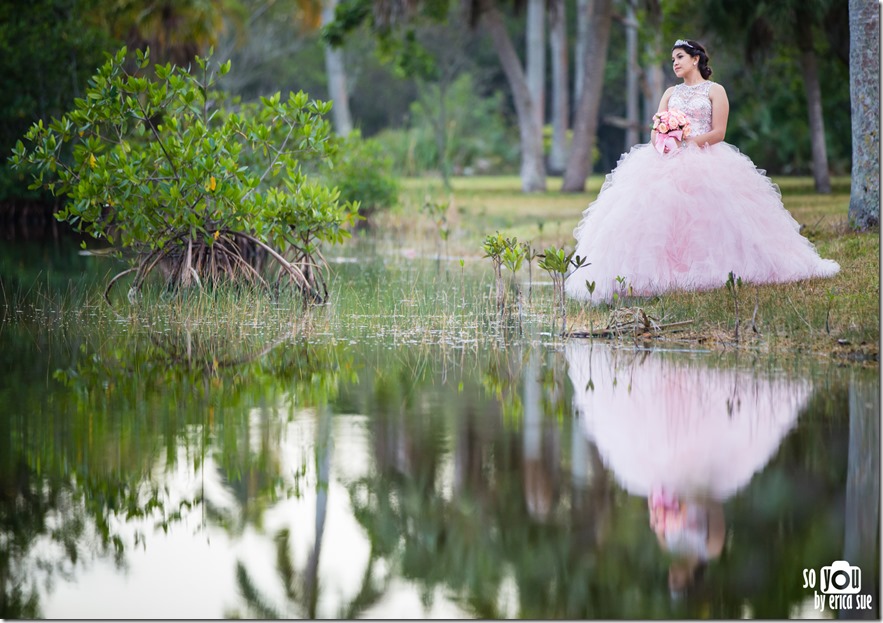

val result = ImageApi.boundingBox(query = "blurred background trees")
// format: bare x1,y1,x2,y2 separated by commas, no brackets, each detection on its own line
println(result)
0,0,868,207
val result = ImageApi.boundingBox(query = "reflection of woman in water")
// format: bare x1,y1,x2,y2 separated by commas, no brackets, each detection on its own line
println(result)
648,489,725,594
565,342,808,594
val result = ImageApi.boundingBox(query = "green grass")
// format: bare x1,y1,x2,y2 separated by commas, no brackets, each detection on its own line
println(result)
3,174,875,363
385,174,878,360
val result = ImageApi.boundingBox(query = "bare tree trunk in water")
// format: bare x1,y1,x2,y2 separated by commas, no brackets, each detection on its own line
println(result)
323,0,353,136
847,0,880,229
548,0,569,172
480,1,546,191
562,0,613,192
795,6,830,193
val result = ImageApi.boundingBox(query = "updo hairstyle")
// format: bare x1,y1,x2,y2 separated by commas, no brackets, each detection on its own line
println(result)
672,39,713,80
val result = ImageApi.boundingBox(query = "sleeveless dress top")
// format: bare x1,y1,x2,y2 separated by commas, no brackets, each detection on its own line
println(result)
668,81,714,136
564,80,839,303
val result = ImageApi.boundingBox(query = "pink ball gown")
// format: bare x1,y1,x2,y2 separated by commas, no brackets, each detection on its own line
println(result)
564,81,840,303
565,342,807,500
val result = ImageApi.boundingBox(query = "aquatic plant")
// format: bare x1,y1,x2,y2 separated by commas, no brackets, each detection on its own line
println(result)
825,288,838,335
537,246,587,336
482,232,508,314
501,238,527,327
522,241,539,303
421,198,451,262
11,47,356,305
725,271,743,341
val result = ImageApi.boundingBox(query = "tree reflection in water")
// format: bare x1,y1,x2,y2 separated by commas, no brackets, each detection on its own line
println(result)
0,321,877,618
344,342,876,618
0,322,348,618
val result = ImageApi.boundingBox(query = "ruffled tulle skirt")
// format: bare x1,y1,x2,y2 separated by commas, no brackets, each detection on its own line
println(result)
564,142,840,303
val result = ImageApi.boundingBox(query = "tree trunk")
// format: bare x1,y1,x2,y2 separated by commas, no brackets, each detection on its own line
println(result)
562,0,613,192
323,0,353,136
526,0,545,130
848,0,880,229
574,0,589,110
795,7,831,194
480,2,546,191
624,0,639,149
548,0,569,172
640,0,664,143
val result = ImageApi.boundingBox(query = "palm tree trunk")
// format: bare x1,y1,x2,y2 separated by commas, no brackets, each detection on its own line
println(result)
574,0,589,110
640,0,665,144
562,0,613,192
323,0,353,136
526,0,545,131
480,1,546,192
548,0,569,172
795,7,831,194
624,0,640,149
848,0,880,229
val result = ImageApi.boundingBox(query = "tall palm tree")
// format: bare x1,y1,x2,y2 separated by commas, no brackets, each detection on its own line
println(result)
324,0,617,193
322,0,354,135
103,0,247,65
526,0,546,136
548,0,569,172
472,0,547,191
561,0,613,192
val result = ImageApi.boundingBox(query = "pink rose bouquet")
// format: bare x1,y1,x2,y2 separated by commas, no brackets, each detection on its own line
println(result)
651,109,691,154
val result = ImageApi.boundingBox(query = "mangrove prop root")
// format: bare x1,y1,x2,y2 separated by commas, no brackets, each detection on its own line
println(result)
100,230,329,309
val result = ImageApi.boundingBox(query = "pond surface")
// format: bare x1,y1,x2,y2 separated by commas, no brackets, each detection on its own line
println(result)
0,239,879,619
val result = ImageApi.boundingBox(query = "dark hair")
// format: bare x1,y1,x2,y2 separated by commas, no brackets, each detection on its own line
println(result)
672,39,713,80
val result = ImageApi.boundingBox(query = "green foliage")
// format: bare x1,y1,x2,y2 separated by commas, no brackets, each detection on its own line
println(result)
501,243,526,275
373,73,519,177
0,0,115,202
10,47,357,299
538,246,588,335
323,130,399,220
421,199,450,240
323,0,452,78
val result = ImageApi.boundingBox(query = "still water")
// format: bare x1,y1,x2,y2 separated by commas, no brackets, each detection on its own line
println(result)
0,239,879,619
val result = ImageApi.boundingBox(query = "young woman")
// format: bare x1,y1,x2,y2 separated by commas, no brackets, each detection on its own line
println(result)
564,39,839,303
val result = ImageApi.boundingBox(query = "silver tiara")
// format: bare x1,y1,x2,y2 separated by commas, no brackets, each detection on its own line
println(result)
673,39,693,49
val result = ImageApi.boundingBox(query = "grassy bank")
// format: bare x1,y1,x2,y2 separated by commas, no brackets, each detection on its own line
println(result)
383,174,878,361
2,174,876,363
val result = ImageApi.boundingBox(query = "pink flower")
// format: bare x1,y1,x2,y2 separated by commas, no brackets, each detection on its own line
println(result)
657,122,669,134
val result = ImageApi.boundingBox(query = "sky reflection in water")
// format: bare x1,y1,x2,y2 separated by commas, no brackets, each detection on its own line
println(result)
1,308,877,618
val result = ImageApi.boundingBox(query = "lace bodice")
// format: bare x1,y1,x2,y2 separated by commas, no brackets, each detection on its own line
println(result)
668,81,714,136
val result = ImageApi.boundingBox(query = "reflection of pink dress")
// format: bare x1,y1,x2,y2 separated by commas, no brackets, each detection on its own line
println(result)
566,342,808,500
564,81,840,303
